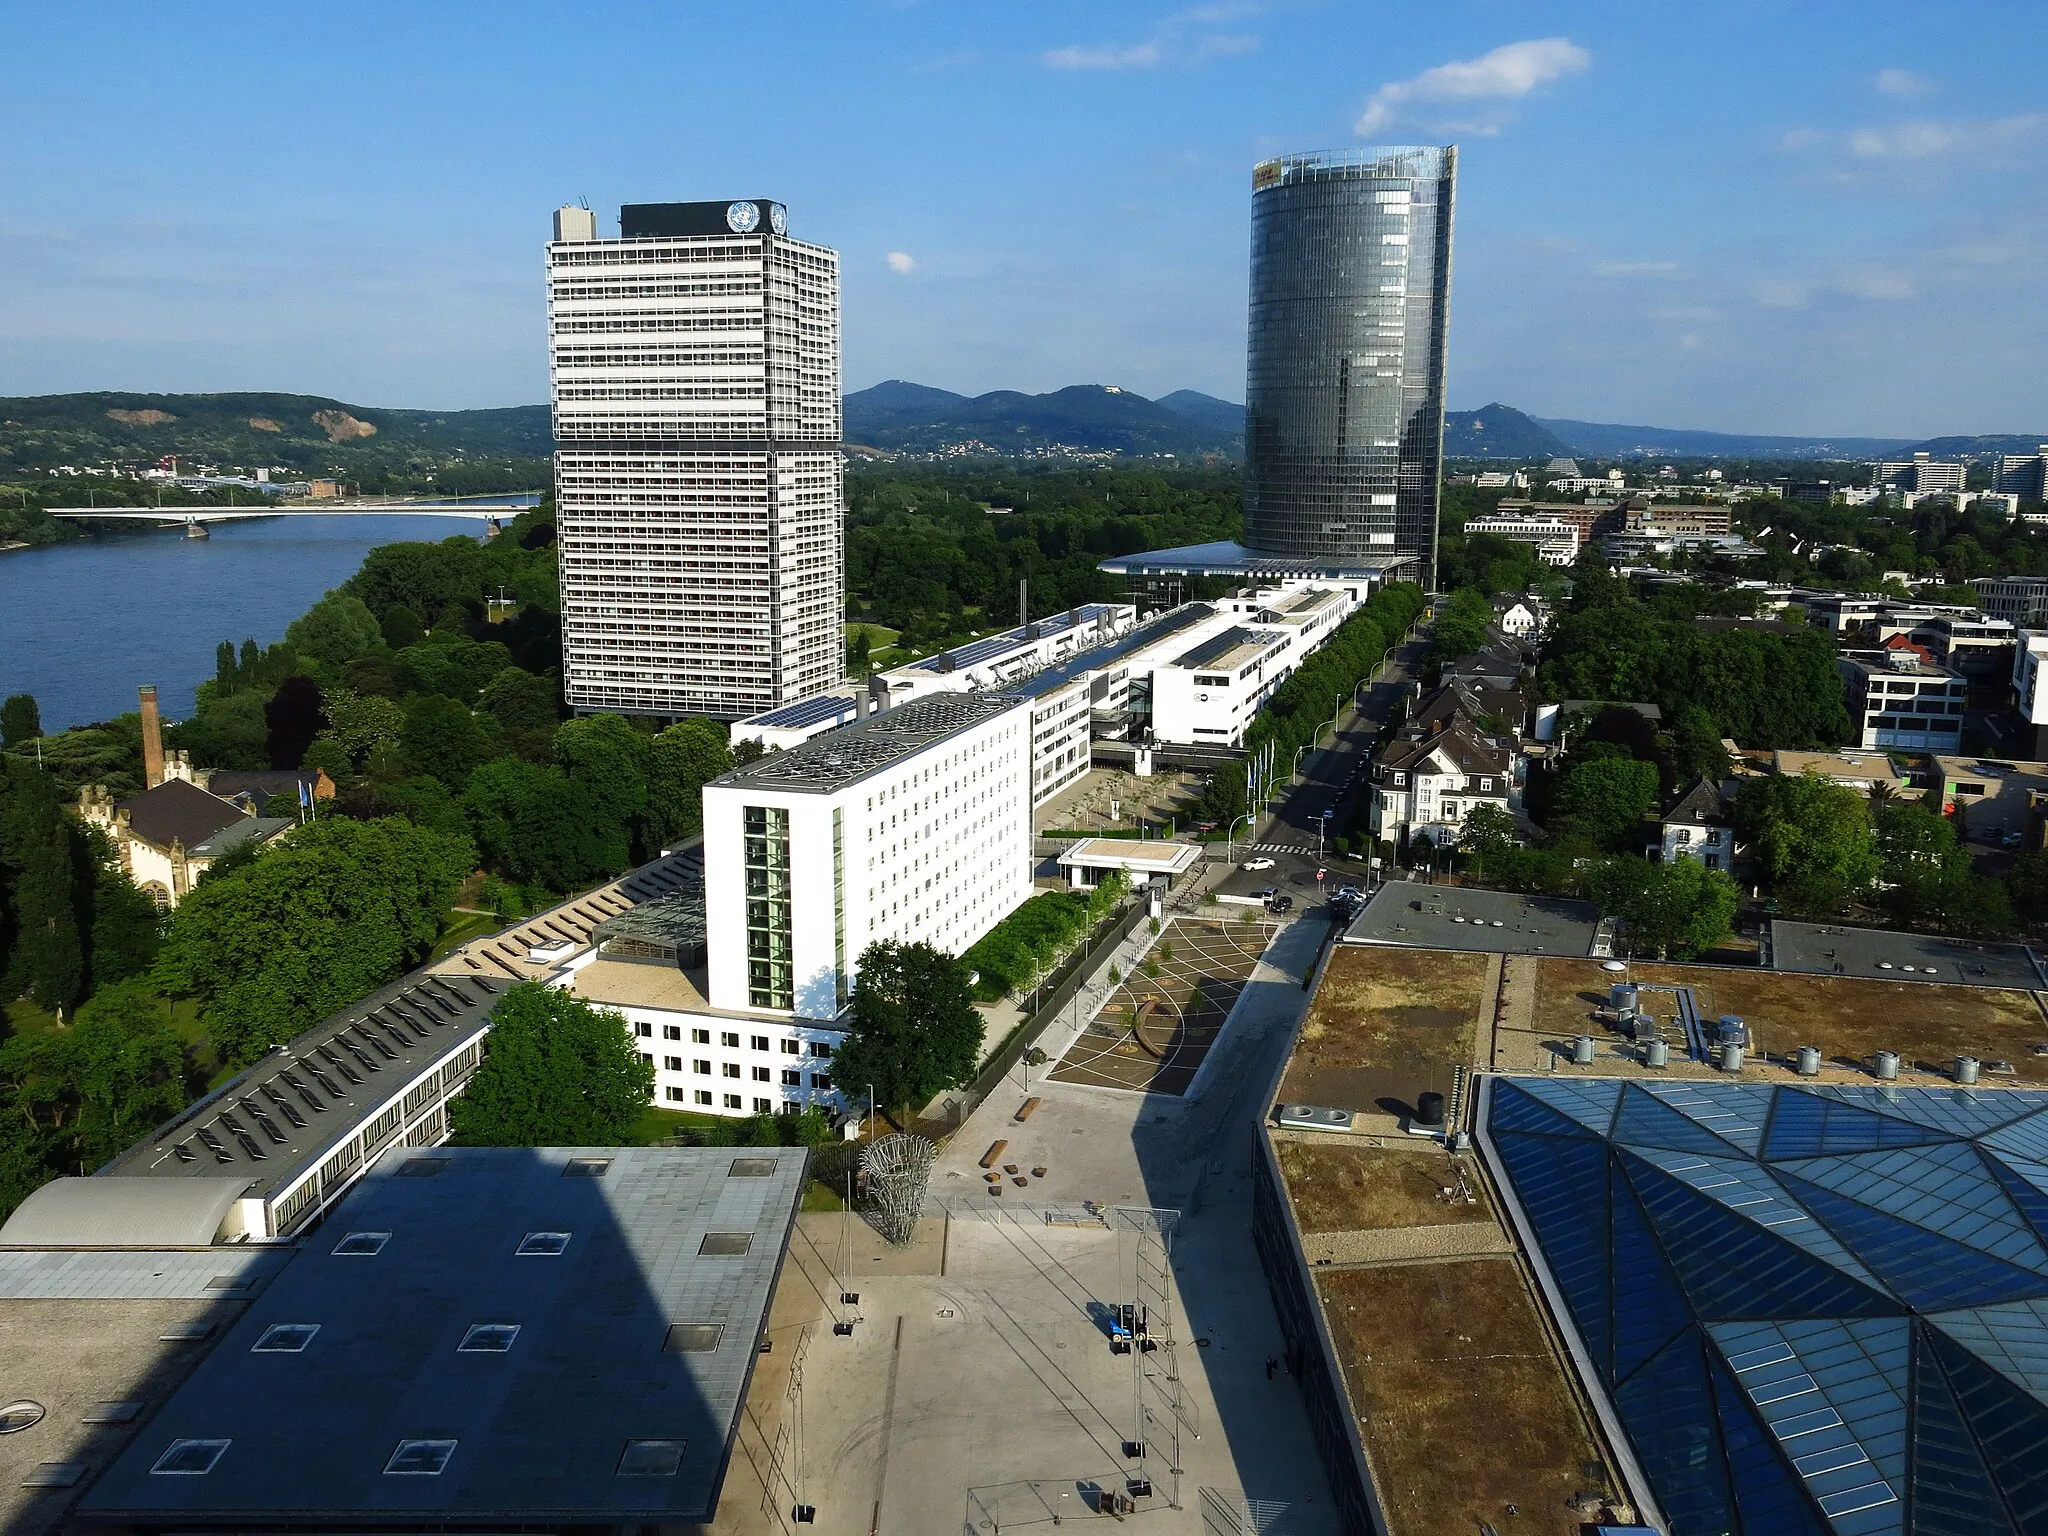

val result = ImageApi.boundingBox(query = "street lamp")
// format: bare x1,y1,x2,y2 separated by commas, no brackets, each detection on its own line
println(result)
1225,813,1254,865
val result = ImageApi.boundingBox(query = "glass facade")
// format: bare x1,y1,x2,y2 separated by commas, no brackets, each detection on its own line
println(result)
1485,1076,2048,1536
742,806,792,1010
1244,147,1455,586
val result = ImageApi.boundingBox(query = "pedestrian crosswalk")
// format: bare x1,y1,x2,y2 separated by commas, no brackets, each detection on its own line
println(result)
1243,842,1316,855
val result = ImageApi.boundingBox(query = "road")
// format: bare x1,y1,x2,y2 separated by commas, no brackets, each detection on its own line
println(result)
1218,628,1431,906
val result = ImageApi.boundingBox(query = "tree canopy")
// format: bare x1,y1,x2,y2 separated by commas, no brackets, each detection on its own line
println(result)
447,983,653,1146
834,941,985,1116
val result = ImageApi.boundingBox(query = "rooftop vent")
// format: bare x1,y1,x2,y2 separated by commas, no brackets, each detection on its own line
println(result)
617,1439,687,1477
562,1157,612,1178
729,1157,778,1177
664,1323,726,1353
1277,1104,1353,1132
396,1157,449,1178
698,1232,754,1256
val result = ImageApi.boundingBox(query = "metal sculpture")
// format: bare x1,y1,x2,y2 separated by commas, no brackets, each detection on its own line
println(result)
860,1132,935,1246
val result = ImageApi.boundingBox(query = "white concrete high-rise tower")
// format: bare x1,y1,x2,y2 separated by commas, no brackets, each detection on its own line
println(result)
548,199,844,719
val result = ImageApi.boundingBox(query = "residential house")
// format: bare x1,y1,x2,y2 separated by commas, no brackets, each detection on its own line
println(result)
1656,776,1737,871
1490,594,1547,639
78,776,292,908
1369,711,1518,852
1438,631,1527,692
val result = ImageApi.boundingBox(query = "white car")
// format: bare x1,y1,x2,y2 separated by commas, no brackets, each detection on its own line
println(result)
1240,857,1276,871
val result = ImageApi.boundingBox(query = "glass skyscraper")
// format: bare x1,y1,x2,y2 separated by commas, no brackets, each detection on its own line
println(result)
1243,147,1456,586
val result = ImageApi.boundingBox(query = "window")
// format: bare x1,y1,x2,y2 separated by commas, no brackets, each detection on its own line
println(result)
692,1028,710,1044
252,1324,319,1353
782,1068,802,1085
663,1323,724,1353
385,1440,458,1476
723,1093,742,1109
722,1063,740,1079
812,1072,832,1091
744,805,794,1009
666,1086,686,1103
809,1042,833,1058
152,1439,230,1475
662,1025,682,1041
458,1324,520,1353
781,1039,800,1055
754,1097,773,1113
695,1090,713,1106
617,1439,687,1477
721,1031,740,1048
639,1051,652,1065
694,1059,711,1075
729,1157,776,1177
664,1055,682,1072
516,1232,571,1256
752,1066,771,1082
634,1022,652,1038
751,1035,770,1052
562,1158,611,1178
333,1232,389,1257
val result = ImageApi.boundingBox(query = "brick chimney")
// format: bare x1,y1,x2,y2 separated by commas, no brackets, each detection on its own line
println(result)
139,684,164,788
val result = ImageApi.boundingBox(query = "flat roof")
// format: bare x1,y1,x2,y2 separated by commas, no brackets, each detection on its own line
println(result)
1771,919,2046,989
1172,625,1281,672
1054,838,1204,874
1004,603,1217,700
909,604,1124,673
98,971,505,1198
570,955,713,1015
710,691,1020,794
1097,537,1408,581
1343,883,1603,957
77,1146,805,1529
431,846,704,985
740,693,860,731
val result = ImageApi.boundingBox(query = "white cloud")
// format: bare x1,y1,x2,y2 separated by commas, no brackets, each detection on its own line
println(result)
1043,40,1162,70
1846,114,2043,158
1042,6,1260,71
1875,67,1936,98
885,251,917,274
1355,37,1589,136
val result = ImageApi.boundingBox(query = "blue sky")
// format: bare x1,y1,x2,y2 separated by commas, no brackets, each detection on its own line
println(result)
1,1,2043,436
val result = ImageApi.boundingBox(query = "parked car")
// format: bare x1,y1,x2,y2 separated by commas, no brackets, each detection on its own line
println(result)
1266,894,1294,914
1240,856,1276,871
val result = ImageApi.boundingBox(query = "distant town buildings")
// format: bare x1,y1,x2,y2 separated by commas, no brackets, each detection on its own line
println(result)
548,199,844,720
1837,648,1968,752
1871,451,1968,495
1995,446,2048,502
1461,514,1579,565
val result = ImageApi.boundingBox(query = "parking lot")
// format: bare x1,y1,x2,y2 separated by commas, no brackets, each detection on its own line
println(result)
1048,918,1273,1095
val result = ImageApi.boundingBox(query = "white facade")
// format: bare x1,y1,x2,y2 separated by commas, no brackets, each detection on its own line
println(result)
627,1008,842,1118
1463,516,1580,566
548,200,844,719
702,694,1035,1020
2015,631,2048,727
1838,653,1969,751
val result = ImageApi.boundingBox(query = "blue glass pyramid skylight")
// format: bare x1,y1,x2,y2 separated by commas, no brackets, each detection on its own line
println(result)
1485,1076,2048,1536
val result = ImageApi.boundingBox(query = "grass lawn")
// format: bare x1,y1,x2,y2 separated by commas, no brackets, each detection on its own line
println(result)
431,907,505,961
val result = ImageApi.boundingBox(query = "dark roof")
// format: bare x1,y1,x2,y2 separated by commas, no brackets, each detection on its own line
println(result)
1377,723,1512,778
117,779,246,852
1665,775,1730,825
205,770,324,802
190,817,293,860
1410,681,1527,734
76,1147,804,1530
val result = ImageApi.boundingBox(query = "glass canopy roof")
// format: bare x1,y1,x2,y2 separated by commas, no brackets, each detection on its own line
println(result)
1484,1077,2048,1536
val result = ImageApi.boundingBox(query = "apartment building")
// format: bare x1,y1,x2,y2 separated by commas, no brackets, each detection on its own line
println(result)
1368,717,1516,849
548,200,843,719
1975,576,2048,629
1872,452,1968,495
1994,446,2048,501
1838,649,1968,752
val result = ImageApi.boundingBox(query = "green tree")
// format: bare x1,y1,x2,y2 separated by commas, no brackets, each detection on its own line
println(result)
87,834,164,990
344,537,487,623
1736,772,1880,913
153,816,474,1067
464,758,606,889
0,982,187,1177
447,983,653,1146
379,604,426,650
1428,588,1494,666
0,1112,46,1224
11,823,84,1013
1589,858,1739,959
1551,756,1661,852
553,713,650,871
1459,802,1520,866
478,667,562,761
171,687,271,770
645,718,733,846
834,941,984,1116
400,694,501,788
285,591,384,674
318,688,406,766
1,694,41,747
213,640,242,697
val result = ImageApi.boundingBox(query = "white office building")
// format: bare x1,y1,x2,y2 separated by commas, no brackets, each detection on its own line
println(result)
1462,515,1580,566
1838,650,1968,752
703,693,1035,1019
548,199,843,719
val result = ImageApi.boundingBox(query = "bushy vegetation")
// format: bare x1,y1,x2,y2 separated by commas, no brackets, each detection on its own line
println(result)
961,873,1127,1001
448,983,655,1148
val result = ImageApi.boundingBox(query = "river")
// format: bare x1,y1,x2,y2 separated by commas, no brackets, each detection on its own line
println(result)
0,513,513,732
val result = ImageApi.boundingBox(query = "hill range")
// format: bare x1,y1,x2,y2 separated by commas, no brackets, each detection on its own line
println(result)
2,387,2036,473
